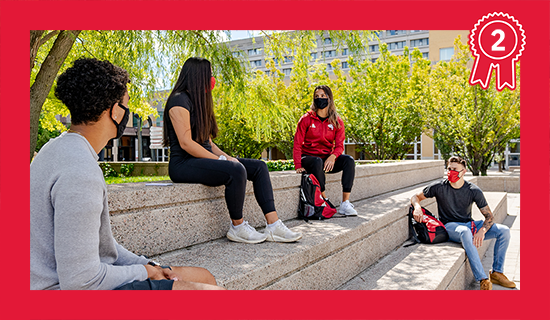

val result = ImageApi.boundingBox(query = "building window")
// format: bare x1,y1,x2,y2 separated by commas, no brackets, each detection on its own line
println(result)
389,41,406,50
387,30,406,36
311,52,318,60
342,61,349,69
422,52,429,59
232,51,242,57
284,56,293,63
369,44,379,52
265,70,271,76
410,30,427,33
324,50,336,58
439,47,454,61
405,136,422,160
410,38,429,47
371,58,377,63
251,60,262,67
156,111,164,127
327,63,333,71
324,37,332,45
342,48,348,56
282,68,291,76
248,48,262,56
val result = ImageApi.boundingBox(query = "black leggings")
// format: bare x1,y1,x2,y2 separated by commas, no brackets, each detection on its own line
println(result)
301,154,355,193
169,157,276,220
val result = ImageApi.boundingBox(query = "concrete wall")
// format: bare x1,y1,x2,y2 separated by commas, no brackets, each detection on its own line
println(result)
107,160,444,257
467,176,520,193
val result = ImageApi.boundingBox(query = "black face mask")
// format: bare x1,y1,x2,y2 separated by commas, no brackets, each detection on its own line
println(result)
112,103,130,139
314,98,329,110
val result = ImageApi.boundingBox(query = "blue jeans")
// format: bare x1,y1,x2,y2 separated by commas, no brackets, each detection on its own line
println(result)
445,220,511,281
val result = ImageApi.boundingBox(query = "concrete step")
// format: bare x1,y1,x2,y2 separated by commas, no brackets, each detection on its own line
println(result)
338,191,508,290
107,160,444,257
150,181,443,290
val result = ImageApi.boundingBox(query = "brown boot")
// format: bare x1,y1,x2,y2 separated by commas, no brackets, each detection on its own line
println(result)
490,271,516,288
480,279,492,290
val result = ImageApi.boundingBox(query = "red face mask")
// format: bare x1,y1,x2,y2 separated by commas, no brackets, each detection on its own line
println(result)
211,76,216,91
447,169,462,183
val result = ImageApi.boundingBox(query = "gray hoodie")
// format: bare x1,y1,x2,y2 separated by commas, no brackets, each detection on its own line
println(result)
30,132,148,290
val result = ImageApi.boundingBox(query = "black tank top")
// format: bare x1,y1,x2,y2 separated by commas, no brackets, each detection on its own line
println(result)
164,92,213,159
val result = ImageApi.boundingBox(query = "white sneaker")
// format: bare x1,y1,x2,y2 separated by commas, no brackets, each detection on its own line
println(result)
339,200,358,216
264,220,303,242
226,221,267,244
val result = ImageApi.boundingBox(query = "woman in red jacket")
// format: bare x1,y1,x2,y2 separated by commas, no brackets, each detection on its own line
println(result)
293,85,357,216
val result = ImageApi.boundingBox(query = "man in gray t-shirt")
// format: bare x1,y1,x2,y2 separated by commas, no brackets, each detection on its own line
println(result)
410,156,515,290
30,58,223,290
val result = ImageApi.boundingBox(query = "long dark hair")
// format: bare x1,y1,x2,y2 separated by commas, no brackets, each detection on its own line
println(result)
310,85,341,129
163,57,218,147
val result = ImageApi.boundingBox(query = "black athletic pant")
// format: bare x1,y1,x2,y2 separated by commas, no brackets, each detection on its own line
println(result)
301,154,355,193
169,157,276,220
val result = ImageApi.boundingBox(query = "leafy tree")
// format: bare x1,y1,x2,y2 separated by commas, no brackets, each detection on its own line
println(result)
30,30,245,161
340,44,430,160
35,120,61,154
30,30,376,162
213,31,377,159
426,37,520,175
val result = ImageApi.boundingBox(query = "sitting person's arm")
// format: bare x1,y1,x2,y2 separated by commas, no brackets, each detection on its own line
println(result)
473,205,494,248
411,191,427,223
52,170,148,290
210,139,238,162
169,107,218,160
293,116,308,173
324,118,345,172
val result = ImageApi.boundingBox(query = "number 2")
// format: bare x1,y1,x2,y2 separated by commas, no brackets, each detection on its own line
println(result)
491,29,505,52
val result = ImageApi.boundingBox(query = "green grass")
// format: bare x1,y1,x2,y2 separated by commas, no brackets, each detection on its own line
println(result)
105,175,171,185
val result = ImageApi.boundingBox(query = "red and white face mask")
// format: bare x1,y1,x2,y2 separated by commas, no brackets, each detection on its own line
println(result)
447,169,462,183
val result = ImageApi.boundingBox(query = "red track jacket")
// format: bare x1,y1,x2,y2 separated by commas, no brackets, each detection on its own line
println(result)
293,110,345,169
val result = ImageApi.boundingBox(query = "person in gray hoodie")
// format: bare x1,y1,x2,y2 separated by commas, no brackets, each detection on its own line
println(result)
30,58,224,290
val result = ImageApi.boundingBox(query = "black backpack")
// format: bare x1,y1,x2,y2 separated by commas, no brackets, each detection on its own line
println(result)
298,173,337,221
406,205,449,246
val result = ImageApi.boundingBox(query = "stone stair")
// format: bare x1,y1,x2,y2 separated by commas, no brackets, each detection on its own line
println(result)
106,160,510,290
338,191,508,290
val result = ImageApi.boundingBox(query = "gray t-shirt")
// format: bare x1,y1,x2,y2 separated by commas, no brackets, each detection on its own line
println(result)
30,132,149,290
423,179,488,224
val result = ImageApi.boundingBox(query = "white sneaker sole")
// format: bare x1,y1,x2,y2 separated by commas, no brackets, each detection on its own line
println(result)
226,232,267,244
339,210,358,216
265,232,303,242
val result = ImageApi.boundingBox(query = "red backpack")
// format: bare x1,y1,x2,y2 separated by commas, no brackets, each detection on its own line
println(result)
406,205,449,246
298,173,337,221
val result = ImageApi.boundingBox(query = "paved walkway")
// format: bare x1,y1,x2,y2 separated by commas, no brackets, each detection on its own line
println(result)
467,192,520,290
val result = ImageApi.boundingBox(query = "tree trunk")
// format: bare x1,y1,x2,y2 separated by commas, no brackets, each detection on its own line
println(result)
30,30,45,74
30,30,81,161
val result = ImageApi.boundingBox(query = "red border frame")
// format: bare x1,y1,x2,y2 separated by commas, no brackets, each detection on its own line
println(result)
1,0,549,319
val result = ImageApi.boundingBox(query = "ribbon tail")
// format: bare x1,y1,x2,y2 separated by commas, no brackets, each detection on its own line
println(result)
469,56,494,89
496,59,516,91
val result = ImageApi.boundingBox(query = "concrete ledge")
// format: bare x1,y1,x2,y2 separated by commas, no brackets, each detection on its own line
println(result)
467,176,520,193
151,182,440,290
338,192,507,290
108,160,444,257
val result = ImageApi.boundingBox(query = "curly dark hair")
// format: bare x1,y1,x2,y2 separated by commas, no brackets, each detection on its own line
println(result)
55,58,130,125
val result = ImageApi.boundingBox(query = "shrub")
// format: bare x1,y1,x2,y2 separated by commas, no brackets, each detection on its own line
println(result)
265,160,295,172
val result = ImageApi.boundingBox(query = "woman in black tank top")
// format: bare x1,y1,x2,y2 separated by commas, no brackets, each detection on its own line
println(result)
163,57,302,244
